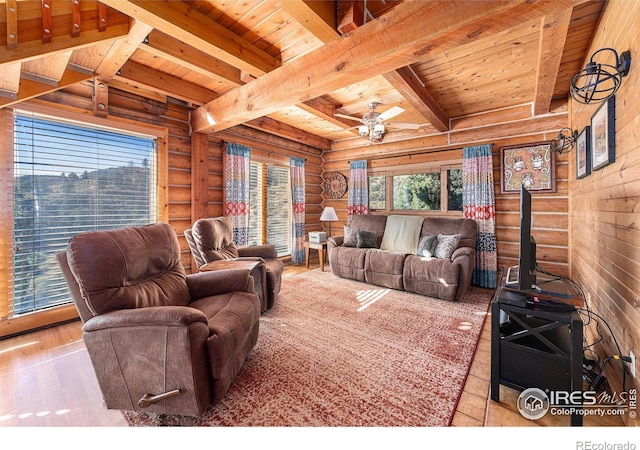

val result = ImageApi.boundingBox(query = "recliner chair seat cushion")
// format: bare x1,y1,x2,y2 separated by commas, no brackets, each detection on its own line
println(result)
189,291,260,403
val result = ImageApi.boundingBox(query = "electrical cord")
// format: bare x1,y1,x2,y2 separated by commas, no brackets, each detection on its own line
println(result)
534,257,631,391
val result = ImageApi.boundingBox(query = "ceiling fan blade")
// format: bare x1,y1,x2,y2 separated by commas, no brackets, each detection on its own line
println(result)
335,113,363,122
386,122,423,130
378,106,405,121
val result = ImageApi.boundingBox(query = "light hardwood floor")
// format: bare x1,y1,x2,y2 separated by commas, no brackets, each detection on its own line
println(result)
0,261,624,428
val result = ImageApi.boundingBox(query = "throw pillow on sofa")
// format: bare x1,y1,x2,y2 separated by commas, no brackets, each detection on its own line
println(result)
356,229,379,248
343,226,358,247
416,235,438,257
434,234,462,259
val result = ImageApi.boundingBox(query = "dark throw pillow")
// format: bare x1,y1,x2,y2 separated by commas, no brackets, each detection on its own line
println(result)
416,235,438,257
356,229,379,248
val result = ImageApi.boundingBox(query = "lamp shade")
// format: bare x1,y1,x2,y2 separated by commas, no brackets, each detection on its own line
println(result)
320,207,338,222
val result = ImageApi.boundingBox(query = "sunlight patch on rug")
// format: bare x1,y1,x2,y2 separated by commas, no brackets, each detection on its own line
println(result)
356,288,391,311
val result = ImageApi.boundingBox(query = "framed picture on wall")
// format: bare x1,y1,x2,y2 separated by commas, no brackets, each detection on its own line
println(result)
500,141,556,193
576,126,591,179
590,95,616,171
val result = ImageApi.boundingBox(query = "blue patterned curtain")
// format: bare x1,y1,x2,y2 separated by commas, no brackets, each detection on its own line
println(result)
462,144,497,288
225,142,251,246
347,160,368,217
290,157,306,264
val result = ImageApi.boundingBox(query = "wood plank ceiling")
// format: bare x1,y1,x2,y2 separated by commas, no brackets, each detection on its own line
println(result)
0,0,604,151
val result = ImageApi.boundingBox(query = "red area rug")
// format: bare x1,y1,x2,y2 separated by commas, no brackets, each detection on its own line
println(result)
124,269,492,426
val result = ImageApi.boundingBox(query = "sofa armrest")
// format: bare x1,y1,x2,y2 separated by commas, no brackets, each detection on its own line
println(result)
451,246,474,261
235,256,266,264
451,247,476,300
186,269,254,299
82,306,208,332
238,244,277,259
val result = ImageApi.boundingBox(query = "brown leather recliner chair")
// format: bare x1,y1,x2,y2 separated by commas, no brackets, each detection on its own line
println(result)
185,217,284,311
57,222,260,418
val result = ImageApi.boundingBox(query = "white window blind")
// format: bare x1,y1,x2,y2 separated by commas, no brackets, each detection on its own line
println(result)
248,161,290,257
12,113,157,316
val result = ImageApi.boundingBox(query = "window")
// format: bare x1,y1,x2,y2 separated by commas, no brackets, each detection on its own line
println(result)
393,172,441,210
248,161,291,257
11,112,158,316
368,165,462,214
368,175,386,210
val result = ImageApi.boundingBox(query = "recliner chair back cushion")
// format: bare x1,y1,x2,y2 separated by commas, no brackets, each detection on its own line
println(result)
66,223,191,316
191,217,239,262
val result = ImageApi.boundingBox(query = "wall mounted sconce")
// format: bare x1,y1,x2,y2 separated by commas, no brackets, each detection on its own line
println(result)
570,48,631,104
550,128,578,154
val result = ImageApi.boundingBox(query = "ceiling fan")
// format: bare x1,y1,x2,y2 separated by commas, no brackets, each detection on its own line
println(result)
335,102,423,142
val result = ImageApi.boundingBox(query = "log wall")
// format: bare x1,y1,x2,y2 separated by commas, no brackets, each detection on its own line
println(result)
569,0,640,424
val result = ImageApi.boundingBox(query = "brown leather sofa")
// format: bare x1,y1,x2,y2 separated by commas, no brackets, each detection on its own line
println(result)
328,214,477,301
186,216,284,311
57,222,260,418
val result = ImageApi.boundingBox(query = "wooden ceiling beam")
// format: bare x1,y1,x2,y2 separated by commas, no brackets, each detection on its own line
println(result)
0,67,93,108
99,0,280,77
95,19,153,80
299,97,359,131
0,23,129,66
192,0,585,134
383,66,449,132
140,30,244,88
116,60,218,106
280,0,339,44
337,1,364,35
533,9,573,115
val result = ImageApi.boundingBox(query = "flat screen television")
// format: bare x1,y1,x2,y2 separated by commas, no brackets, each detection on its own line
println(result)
517,185,537,291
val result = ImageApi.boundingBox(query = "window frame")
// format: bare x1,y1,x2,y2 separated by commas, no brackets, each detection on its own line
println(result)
0,103,168,338
368,160,463,216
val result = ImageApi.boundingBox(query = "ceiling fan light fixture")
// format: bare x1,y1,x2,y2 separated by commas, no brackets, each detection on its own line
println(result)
373,123,385,140
570,48,631,104
550,127,579,154
359,125,369,138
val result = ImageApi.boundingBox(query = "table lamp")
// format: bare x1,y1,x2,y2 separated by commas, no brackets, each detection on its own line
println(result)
320,206,338,237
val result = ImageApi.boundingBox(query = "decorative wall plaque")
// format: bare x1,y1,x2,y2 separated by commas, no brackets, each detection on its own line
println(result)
323,172,348,199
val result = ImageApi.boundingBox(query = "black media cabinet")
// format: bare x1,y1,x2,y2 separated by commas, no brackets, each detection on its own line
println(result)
490,282,584,426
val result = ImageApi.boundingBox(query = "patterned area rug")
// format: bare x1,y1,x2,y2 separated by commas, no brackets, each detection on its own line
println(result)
124,269,492,426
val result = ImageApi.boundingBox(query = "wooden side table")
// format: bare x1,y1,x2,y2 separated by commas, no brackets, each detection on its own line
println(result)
304,241,328,271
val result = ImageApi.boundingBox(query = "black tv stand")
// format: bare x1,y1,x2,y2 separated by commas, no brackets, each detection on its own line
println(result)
491,274,584,426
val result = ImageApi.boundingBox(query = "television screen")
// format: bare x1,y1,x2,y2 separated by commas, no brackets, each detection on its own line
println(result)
517,185,537,291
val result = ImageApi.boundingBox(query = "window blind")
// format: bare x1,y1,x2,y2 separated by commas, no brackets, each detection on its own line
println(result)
248,161,290,257
11,113,157,316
